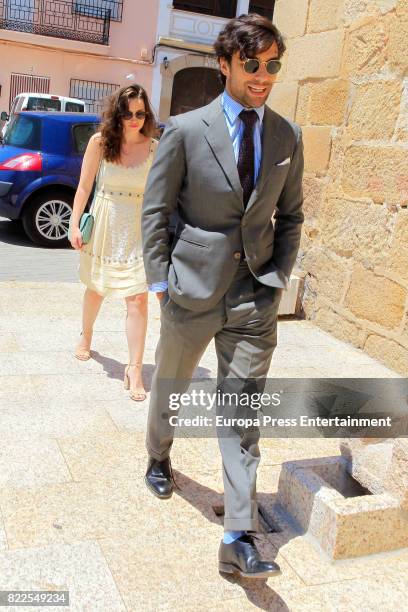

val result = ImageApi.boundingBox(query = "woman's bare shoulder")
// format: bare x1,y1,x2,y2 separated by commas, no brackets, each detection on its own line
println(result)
86,132,103,157
90,131,102,144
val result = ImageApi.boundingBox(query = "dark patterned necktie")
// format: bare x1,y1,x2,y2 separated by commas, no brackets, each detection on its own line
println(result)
237,109,258,208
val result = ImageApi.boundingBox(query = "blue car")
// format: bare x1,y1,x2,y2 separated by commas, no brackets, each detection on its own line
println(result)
0,111,100,247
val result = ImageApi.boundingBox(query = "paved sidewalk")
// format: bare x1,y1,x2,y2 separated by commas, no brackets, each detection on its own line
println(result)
0,281,405,611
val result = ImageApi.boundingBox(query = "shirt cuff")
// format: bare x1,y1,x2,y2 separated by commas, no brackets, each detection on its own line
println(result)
148,281,168,292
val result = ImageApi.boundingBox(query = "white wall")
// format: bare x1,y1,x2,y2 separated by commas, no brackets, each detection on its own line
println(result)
151,0,250,119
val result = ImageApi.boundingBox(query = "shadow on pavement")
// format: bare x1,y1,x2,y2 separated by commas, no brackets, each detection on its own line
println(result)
0,218,70,250
0,218,33,247
91,351,154,388
173,470,291,611
91,351,211,392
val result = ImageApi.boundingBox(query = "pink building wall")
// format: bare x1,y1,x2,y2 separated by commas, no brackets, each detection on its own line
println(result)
0,0,159,113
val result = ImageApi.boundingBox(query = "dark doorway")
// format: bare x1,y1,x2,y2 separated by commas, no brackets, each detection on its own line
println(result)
248,1,275,20
170,67,223,116
173,1,237,18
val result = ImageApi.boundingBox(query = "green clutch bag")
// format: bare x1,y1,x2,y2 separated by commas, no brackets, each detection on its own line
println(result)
68,211,94,244
68,154,102,245
79,212,94,244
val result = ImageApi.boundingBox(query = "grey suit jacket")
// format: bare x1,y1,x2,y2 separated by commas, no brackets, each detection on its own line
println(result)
142,94,304,312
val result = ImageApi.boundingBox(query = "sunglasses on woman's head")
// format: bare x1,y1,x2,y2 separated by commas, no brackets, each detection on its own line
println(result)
120,110,148,120
240,57,282,75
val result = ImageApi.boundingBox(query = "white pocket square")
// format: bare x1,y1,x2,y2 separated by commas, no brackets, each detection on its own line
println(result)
275,157,291,166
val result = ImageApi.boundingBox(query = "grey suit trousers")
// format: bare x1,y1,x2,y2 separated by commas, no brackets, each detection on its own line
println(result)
146,262,282,531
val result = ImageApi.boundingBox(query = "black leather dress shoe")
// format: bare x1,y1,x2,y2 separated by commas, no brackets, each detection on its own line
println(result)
218,534,281,578
145,456,175,499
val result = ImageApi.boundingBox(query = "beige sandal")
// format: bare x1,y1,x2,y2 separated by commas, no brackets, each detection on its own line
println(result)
124,363,147,401
74,332,92,361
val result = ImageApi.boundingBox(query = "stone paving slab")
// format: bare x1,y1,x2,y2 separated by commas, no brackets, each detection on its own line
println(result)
0,375,39,406
0,541,126,611
272,574,408,612
0,402,117,439
0,279,403,611
100,532,304,612
0,438,71,488
0,475,195,550
272,530,408,587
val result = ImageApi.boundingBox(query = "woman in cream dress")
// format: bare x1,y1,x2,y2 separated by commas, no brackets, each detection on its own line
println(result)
70,84,157,401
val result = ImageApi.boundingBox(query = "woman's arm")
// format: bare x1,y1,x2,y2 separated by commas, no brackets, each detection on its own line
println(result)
70,132,102,250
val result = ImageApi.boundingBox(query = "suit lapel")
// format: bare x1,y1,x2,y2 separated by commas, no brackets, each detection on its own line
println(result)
201,98,283,210
203,97,243,205
246,106,282,212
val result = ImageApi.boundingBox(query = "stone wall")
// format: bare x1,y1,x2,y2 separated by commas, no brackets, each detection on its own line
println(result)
269,0,408,375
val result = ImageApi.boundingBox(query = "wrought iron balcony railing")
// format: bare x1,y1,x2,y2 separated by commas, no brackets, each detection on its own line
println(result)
0,0,111,46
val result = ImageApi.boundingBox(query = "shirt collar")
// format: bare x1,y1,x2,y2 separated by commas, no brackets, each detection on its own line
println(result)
221,90,265,127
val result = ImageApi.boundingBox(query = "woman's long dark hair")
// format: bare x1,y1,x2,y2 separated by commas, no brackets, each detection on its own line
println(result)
100,84,157,163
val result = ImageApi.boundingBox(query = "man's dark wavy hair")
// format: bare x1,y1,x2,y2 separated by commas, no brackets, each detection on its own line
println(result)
214,13,286,86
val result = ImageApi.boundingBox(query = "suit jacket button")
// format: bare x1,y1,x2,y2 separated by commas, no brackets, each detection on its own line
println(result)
233,252,241,260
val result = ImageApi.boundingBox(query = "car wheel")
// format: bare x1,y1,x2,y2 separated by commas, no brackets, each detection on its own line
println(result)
22,190,73,247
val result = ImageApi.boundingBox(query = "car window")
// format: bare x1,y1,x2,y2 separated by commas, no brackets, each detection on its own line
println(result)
66,102,84,112
72,123,99,154
26,97,61,111
10,97,19,114
3,114,41,149
15,97,25,112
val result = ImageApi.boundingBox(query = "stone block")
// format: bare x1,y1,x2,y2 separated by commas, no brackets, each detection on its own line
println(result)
295,83,312,124
341,440,394,492
387,210,408,283
309,79,349,126
302,247,349,303
343,0,397,26
287,30,344,80
365,335,408,375
347,81,402,139
387,13,408,76
309,79,349,125
341,439,408,511
321,198,392,265
302,126,332,173
395,80,408,142
278,274,304,315
299,227,314,248
342,145,408,204
397,0,408,15
308,0,345,32
302,176,325,218
273,0,309,38
267,81,298,121
327,130,347,180
342,20,387,76
314,307,366,347
276,456,408,559
345,264,406,328
389,440,408,509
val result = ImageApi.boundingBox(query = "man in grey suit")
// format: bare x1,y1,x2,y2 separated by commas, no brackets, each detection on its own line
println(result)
142,13,304,578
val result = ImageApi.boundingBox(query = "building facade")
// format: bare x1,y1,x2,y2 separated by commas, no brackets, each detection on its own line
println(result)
0,1,275,118
0,0,159,114
151,0,275,121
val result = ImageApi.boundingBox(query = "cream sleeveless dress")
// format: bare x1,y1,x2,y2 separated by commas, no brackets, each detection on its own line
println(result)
79,138,157,297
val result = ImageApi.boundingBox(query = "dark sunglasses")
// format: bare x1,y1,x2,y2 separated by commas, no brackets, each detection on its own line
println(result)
240,57,282,75
120,110,148,120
